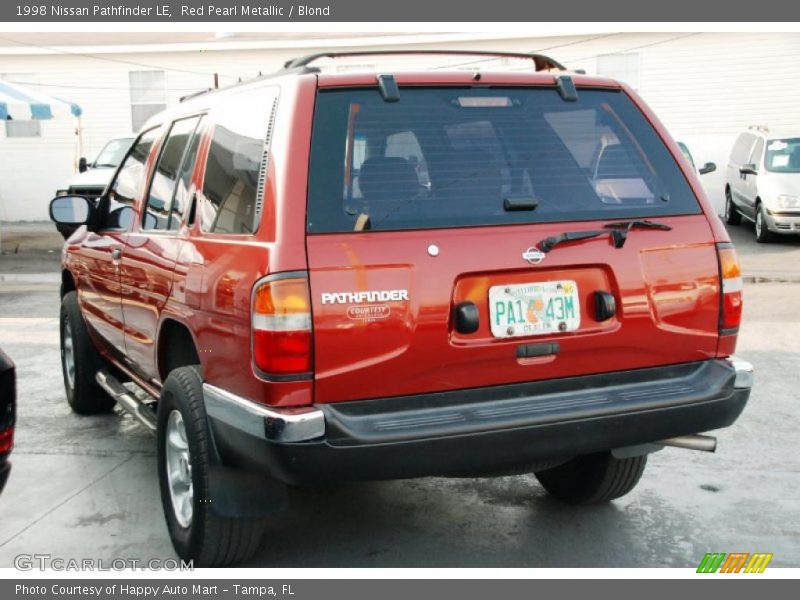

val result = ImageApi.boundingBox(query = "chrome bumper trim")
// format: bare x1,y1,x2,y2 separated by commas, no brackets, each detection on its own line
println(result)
203,384,325,442
728,357,754,389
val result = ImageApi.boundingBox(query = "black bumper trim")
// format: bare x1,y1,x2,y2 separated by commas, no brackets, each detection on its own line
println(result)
321,360,735,445
208,360,750,485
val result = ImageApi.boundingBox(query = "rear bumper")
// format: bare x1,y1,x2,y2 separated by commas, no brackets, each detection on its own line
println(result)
205,358,752,485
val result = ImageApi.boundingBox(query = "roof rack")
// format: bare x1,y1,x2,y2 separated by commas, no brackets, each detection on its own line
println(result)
748,124,770,133
179,88,214,103
282,50,566,72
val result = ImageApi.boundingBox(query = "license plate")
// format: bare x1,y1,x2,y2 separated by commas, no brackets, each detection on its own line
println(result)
489,280,580,338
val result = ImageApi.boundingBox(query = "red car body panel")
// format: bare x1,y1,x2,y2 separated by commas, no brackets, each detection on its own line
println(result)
306,216,721,403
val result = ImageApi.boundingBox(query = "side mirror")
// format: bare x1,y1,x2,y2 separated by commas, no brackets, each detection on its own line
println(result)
78,157,88,173
699,162,717,175
49,195,91,225
49,195,92,240
739,164,758,176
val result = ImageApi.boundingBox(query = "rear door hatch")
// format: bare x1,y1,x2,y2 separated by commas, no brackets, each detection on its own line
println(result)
305,83,720,403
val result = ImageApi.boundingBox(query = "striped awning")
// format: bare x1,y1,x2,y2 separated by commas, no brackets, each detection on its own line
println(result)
0,78,82,121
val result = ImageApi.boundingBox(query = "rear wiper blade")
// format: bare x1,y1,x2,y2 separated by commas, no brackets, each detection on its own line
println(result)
539,229,626,253
603,219,673,232
539,220,672,253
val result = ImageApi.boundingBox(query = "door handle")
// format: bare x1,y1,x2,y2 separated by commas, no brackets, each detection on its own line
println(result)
111,248,122,261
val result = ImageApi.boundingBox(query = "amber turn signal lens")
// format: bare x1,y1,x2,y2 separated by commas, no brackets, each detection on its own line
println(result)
252,276,312,375
718,245,743,332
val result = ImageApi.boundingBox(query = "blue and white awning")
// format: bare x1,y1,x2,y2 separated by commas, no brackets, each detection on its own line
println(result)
0,78,82,121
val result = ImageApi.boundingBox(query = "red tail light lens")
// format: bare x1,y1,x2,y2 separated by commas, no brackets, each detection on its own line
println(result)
252,275,313,376
718,244,743,333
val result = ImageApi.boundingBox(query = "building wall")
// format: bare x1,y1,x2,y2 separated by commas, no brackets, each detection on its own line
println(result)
1,31,798,221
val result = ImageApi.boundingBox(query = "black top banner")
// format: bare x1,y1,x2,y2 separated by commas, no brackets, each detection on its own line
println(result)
2,0,799,22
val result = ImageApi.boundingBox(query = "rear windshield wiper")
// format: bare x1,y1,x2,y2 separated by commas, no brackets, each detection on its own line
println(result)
603,219,673,232
539,220,671,253
539,229,625,252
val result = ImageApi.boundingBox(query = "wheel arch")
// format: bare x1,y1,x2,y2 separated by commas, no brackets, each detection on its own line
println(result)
156,318,202,383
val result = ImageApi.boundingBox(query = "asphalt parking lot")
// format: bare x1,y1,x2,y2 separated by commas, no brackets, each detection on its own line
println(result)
0,221,798,568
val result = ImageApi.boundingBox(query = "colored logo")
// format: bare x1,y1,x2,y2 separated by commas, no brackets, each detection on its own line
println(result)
696,552,773,573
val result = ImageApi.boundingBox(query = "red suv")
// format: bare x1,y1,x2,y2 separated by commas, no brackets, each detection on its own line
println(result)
50,51,753,566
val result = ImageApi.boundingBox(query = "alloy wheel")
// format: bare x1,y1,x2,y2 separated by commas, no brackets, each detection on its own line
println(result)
62,320,75,389
165,410,194,528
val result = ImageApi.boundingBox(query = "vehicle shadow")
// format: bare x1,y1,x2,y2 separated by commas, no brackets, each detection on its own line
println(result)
242,473,706,568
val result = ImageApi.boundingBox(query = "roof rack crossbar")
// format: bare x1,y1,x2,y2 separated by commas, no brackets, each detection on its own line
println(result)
179,88,214,103
282,50,566,72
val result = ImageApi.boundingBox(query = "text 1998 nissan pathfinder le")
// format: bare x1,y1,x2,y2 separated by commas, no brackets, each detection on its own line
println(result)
49,50,754,566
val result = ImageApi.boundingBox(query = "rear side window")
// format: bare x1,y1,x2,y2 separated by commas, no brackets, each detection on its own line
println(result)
144,115,203,231
198,87,278,234
307,87,701,233
171,115,205,227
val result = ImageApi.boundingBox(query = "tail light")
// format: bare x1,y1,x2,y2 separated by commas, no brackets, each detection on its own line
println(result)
252,274,313,377
718,243,743,334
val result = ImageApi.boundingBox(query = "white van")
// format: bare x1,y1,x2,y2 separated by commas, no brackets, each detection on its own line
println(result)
724,126,800,242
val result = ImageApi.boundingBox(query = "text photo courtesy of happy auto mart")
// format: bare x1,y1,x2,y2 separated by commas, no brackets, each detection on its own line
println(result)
0,31,798,569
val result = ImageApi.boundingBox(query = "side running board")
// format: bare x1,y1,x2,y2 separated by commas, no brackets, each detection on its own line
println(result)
96,370,157,433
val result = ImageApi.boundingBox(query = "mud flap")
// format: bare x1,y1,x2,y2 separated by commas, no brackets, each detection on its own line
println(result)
205,409,288,518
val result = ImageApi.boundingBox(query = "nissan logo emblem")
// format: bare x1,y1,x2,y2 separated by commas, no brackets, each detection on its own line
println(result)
522,247,546,265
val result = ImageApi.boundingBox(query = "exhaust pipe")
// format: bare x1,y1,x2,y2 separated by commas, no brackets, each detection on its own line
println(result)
96,370,157,433
658,434,717,453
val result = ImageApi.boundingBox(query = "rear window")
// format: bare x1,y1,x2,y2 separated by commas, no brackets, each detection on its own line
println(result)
307,87,700,233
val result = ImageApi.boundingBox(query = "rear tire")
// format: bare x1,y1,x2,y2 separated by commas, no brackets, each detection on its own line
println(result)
534,452,647,504
157,366,267,566
724,188,742,225
60,291,115,414
755,203,776,243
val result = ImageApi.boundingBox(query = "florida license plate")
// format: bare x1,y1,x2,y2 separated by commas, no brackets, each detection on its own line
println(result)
489,280,581,338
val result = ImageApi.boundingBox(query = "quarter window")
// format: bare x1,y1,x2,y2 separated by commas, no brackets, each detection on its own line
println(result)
198,87,278,235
